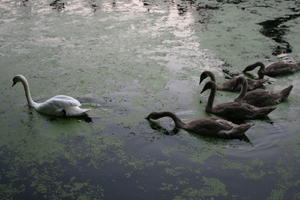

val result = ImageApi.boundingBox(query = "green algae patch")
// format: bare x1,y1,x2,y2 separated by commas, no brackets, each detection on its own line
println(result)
160,183,178,191
0,184,23,200
174,177,228,200
222,159,266,180
267,180,300,200
1,0,300,199
162,134,226,165
267,188,285,200
165,166,185,177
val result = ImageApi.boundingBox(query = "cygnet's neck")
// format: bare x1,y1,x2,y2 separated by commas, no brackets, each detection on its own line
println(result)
206,83,216,113
152,112,187,129
235,77,248,101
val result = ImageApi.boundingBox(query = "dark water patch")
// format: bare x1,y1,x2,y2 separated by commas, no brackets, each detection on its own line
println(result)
0,148,104,199
50,0,65,11
258,13,300,55
142,0,150,6
216,0,245,5
222,69,240,79
89,0,99,13
177,3,188,16
196,4,219,10
20,0,29,7
226,122,291,159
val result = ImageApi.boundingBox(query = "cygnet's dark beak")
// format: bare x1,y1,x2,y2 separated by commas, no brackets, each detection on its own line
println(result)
200,88,206,94
12,82,16,87
199,76,205,85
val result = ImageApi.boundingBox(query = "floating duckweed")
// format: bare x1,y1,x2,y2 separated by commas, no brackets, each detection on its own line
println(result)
165,167,185,177
160,183,177,191
267,188,285,200
222,159,267,180
174,177,228,200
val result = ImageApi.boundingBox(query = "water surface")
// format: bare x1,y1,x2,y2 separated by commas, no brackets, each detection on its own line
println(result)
1,0,300,199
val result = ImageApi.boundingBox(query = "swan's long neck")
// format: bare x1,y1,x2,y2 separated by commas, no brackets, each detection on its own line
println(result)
19,77,38,108
152,112,187,129
235,78,248,101
206,84,216,113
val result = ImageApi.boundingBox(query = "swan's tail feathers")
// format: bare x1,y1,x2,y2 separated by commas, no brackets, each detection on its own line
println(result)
219,123,254,139
256,106,277,118
233,123,254,136
280,85,293,101
239,123,254,132
243,62,264,73
64,106,90,117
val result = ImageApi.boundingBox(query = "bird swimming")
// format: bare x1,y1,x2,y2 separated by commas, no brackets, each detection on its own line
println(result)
234,76,293,107
243,61,300,78
200,81,276,120
12,74,90,117
199,70,267,92
146,111,253,139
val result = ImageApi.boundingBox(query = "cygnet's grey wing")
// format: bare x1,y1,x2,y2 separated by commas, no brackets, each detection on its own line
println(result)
187,118,232,135
214,102,262,120
215,119,235,130
219,78,238,91
243,90,279,106
267,62,296,75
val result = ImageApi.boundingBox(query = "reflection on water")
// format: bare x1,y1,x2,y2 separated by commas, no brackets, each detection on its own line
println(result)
258,13,300,56
1,0,300,199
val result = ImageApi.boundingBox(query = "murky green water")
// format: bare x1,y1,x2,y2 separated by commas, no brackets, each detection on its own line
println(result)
1,0,300,199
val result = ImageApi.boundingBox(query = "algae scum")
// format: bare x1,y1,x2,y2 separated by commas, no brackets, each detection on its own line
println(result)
1,0,300,199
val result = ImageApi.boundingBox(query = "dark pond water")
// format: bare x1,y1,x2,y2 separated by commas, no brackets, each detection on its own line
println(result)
1,0,300,199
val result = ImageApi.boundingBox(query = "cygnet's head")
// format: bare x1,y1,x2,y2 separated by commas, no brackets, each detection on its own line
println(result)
200,81,216,94
199,71,215,85
145,112,160,120
199,71,209,85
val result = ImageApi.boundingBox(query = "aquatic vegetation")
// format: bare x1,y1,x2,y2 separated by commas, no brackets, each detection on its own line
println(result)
174,177,228,200
222,159,266,180
1,0,300,199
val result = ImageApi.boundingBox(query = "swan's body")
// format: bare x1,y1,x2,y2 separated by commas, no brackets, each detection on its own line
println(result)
243,61,300,78
146,111,253,139
199,71,267,92
12,75,90,117
234,76,293,107
200,81,276,120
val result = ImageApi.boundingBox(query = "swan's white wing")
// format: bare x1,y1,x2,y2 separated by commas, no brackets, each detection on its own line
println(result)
50,95,81,107
36,95,82,116
64,106,90,116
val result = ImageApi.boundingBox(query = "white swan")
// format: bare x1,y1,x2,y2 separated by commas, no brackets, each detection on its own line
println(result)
12,74,90,117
